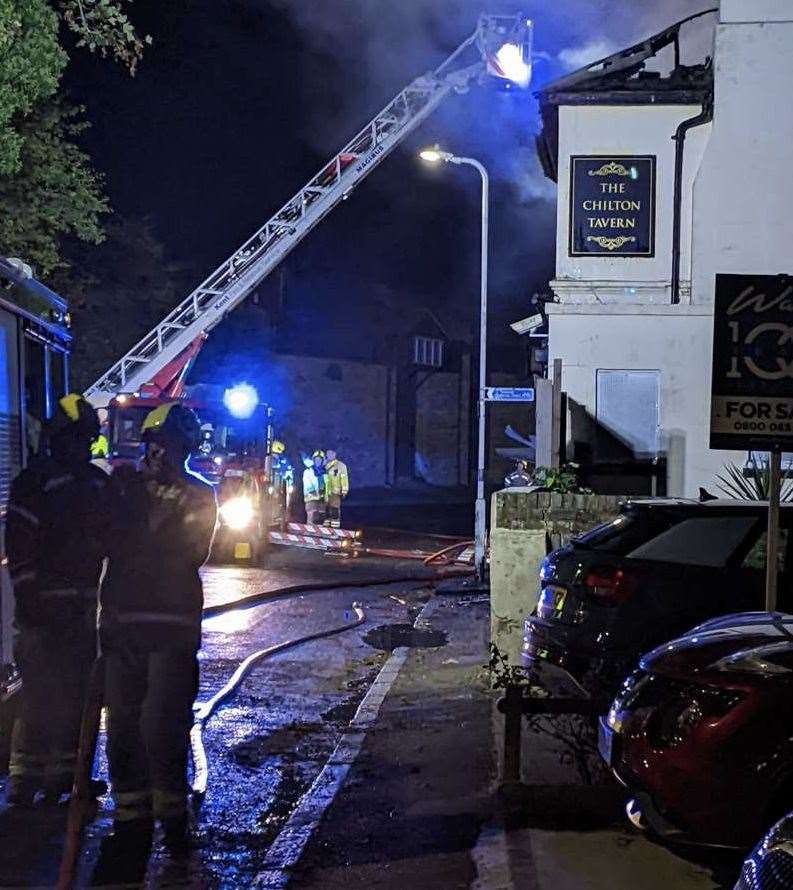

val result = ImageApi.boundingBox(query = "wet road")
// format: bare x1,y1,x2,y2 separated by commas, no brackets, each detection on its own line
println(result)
0,551,442,888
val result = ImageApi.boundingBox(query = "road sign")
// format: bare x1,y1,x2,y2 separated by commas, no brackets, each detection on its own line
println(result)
710,273,793,452
485,387,534,402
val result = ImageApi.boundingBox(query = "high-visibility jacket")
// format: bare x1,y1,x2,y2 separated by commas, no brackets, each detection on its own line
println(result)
324,459,349,499
302,467,324,503
6,456,112,628
99,465,217,651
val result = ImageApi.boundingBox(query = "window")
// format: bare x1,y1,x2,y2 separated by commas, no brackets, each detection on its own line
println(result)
627,515,760,568
596,369,660,458
23,334,47,456
413,336,444,368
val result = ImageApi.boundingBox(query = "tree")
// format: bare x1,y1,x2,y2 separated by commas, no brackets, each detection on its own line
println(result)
0,102,106,275
0,0,148,272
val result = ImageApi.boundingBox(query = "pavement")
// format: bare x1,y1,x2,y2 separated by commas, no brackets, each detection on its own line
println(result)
287,595,745,890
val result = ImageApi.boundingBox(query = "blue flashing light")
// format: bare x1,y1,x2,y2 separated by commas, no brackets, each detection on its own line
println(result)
223,382,259,419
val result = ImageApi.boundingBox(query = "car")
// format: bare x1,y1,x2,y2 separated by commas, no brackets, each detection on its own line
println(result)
600,612,793,848
522,498,793,696
736,812,793,889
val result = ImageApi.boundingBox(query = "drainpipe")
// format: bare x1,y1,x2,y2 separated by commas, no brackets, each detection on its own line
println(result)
671,95,712,305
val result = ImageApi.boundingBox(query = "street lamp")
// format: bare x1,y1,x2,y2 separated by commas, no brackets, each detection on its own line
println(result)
420,146,490,583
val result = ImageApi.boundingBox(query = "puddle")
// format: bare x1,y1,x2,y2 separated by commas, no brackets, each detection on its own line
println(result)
363,624,448,651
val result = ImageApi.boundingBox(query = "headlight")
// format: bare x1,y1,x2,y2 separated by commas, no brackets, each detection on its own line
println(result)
220,495,255,530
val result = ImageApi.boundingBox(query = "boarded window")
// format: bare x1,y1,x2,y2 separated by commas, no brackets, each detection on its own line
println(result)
596,369,660,459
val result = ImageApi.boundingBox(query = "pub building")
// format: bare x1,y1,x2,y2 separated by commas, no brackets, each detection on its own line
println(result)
533,0,793,496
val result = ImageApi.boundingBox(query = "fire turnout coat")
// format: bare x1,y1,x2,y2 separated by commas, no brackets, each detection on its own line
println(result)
99,465,217,651
324,459,349,499
6,457,112,629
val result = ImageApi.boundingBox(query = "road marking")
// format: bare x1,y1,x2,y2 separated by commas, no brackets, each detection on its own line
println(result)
252,597,442,888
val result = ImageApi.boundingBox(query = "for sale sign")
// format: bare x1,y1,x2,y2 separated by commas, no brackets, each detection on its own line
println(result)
710,273,793,451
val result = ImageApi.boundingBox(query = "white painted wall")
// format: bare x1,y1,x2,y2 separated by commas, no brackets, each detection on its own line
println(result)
544,1,793,496
691,6,793,303
554,104,710,305
547,304,744,495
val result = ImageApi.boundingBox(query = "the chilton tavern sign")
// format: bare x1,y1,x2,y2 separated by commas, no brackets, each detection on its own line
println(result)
569,156,656,257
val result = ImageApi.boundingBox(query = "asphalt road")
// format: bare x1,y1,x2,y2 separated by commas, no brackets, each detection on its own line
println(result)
0,552,440,888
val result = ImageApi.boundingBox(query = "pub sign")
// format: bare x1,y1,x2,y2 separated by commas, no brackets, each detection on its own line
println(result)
710,273,793,451
569,155,656,257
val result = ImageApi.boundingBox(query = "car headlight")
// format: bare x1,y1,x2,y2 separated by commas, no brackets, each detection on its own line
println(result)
219,495,255,530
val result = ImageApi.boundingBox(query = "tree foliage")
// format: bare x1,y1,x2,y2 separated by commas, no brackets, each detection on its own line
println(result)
0,0,148,272
0,102,107,274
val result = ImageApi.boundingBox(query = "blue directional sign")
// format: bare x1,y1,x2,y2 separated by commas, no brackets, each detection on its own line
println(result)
485,387,535,402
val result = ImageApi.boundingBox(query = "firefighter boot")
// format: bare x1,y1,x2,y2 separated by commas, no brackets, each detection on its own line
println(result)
91,819,153,886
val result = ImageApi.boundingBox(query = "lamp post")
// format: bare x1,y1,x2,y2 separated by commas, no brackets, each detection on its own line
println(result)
419,148,490,582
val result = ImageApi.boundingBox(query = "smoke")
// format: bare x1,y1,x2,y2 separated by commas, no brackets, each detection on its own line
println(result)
264,0,713,203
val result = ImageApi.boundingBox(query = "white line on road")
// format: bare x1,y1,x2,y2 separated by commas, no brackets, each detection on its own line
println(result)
252,597,443,889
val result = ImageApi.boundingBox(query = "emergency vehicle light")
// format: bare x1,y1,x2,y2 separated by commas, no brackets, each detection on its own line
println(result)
223,383,259,419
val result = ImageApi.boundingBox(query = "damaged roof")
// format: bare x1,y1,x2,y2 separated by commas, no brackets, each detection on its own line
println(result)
535,9,716,182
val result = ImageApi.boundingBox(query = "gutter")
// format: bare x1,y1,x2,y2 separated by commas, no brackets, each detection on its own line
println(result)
671,96,713,304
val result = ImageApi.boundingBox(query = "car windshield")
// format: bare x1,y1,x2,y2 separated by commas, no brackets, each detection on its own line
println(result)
573,509,682,555
626,515,760,567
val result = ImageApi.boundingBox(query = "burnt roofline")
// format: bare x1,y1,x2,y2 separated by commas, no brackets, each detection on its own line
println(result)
535,9,716,182
536,8,717,99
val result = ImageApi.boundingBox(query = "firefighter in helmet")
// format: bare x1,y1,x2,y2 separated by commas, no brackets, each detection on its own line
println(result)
6,393,110,806
302,449,326,525
94,403,216,874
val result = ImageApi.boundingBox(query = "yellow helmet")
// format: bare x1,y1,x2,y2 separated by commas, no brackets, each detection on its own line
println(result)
141,402,201,450
271,439,285,454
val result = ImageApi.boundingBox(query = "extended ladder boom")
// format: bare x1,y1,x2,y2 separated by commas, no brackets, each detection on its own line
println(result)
84,14,531,407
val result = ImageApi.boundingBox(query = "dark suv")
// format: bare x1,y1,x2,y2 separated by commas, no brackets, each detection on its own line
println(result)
521,499,792,695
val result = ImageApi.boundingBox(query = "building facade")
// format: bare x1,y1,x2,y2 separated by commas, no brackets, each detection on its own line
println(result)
536,1,793,496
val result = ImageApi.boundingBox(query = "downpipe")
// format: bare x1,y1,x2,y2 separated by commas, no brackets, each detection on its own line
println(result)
670,97,712,305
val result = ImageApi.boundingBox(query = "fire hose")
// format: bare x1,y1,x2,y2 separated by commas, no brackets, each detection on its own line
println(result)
190,602,366,799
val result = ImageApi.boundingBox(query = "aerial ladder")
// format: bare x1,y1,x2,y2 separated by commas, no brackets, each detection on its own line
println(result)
83,13,533,408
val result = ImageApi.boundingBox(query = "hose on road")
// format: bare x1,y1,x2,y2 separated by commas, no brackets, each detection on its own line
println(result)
192,569,473,801
190,602,366,800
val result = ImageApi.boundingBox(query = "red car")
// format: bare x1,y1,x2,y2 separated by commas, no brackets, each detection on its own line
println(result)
600,612,793,848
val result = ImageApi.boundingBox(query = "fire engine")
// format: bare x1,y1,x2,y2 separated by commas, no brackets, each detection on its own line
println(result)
0,258,73,703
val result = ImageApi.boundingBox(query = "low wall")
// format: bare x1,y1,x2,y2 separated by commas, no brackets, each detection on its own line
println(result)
490,488,625,666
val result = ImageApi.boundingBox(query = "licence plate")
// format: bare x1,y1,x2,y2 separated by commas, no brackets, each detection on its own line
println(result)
234,542,252,559
598,717,615,766
537,584,567,619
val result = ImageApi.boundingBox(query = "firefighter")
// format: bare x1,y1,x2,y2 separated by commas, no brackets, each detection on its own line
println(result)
302,450,326,525
6,393,110,806
96,403,216,868
323,449,349,528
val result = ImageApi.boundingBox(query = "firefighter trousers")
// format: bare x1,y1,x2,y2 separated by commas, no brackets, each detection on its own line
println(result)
326,494,342,527
104,642,199,825
10,616,96,796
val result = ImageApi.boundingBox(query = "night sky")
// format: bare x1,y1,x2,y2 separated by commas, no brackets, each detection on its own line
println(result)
62,0,712,374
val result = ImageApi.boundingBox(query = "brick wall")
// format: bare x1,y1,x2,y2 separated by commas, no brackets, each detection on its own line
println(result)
269,354,393,488
493,489,625,550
